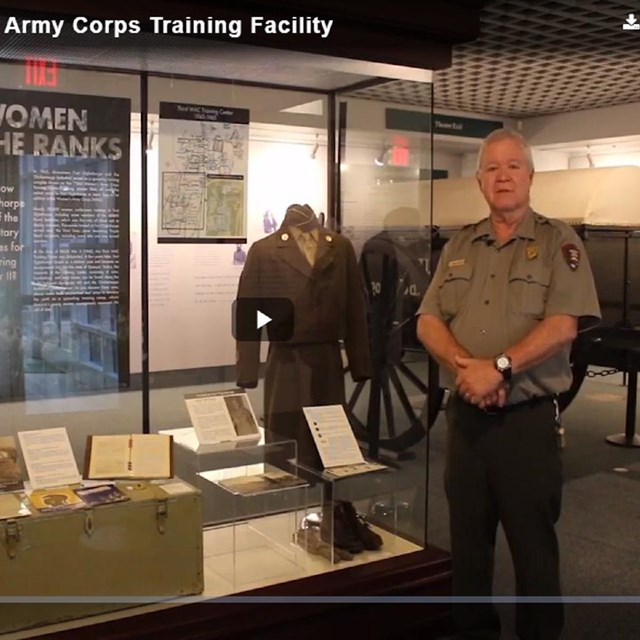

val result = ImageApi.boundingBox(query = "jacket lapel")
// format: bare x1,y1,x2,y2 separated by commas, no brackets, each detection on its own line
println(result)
276,230,313,278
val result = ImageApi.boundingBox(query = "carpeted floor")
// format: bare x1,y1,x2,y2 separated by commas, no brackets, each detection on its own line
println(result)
425,373,640,640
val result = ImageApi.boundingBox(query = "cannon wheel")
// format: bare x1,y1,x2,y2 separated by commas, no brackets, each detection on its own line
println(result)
345,231,445,455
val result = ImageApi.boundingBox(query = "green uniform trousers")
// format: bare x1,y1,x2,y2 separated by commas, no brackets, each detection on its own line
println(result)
445,394,563,640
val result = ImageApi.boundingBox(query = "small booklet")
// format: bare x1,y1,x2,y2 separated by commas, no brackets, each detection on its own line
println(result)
84,434,173,480
185,390,261,446
74,484,130,506
0,493,31,520
322,461,388,479
0,436,24,492
29,486,85,512
217,469,307,496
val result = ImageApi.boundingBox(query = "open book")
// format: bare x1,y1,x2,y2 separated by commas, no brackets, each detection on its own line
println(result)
84,434,173,480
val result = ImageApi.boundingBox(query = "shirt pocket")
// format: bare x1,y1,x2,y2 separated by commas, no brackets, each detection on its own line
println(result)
507,262,552,319
439,264,473,318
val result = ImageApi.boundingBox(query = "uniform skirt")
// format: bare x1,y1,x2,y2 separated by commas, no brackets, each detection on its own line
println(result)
264,341,345,469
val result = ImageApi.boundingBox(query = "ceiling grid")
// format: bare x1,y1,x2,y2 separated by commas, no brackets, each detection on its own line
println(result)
348,0,640,118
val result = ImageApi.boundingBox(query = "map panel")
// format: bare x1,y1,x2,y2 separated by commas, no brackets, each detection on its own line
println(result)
158,102,249,241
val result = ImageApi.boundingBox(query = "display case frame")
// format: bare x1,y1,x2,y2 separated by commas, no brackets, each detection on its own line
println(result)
0,21,450,636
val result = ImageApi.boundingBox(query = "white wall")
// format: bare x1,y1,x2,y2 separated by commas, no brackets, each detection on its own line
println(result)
531,150,570,171
569,151,640,169
523,101,640,146
432,150,463,176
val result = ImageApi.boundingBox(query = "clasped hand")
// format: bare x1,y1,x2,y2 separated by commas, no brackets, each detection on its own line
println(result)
454,355,508,408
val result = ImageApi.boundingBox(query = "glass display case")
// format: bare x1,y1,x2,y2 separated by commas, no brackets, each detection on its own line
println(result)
0,52,438,638
161,427,315,592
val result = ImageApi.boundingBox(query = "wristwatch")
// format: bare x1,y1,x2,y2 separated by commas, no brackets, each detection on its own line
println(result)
494,353,512,382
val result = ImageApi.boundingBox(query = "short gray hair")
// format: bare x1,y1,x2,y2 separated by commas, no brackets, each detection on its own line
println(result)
476,128,534,173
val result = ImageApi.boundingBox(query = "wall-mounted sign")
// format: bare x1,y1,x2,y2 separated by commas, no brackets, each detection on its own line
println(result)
158,102,250,244
386,108,503,139
0,88,130,400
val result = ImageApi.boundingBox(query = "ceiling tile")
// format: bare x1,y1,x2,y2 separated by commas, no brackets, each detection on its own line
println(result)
347,0,640,118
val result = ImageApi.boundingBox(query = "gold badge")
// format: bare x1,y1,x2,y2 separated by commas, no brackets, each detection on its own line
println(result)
448,258,466,267
526,246,539,260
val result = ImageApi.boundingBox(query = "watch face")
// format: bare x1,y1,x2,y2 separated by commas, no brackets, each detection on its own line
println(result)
496,356,510,370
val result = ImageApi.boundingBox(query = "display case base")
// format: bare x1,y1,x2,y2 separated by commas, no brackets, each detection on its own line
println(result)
27,544,452,640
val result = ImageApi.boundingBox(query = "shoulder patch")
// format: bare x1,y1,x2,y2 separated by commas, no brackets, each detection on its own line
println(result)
562,243,580,271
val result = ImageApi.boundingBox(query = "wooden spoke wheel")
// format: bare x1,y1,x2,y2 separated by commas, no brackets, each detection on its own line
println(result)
345,229,445,455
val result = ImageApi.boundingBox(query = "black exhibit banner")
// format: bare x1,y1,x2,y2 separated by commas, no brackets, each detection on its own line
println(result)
0,89,130,401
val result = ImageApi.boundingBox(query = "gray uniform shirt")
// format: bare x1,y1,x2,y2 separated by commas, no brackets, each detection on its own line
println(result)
418,209,601,403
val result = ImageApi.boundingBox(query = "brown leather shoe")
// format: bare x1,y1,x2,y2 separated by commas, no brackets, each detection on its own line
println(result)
293,526,339,563
342,501,383,551
320,501,364,554
300,513,353,560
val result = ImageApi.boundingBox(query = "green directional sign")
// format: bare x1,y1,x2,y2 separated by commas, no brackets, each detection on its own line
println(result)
386,108,503,139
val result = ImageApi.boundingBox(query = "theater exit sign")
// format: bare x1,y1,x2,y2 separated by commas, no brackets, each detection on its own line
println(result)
24,58,58,87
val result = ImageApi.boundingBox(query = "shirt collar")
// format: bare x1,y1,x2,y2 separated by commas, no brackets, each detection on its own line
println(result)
290,226,319,241
471,208,536,243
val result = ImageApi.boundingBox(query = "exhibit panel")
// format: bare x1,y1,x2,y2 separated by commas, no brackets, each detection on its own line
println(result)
0,62,137,394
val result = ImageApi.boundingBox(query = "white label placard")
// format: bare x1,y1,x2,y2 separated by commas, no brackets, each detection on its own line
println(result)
185,390,260,446
18,427,81,490
185,394,237,444
303,405,365,469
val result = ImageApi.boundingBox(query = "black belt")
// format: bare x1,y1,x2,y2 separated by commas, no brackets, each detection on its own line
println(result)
452,394,555,415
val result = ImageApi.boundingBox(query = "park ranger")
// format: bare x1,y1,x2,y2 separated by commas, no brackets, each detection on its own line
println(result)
417,128,601,640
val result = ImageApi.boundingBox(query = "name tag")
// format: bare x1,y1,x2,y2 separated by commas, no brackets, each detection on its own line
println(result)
448,258,466,268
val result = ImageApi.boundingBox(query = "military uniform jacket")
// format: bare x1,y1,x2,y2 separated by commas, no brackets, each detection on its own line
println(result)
235,226,372,387
418,209,601,403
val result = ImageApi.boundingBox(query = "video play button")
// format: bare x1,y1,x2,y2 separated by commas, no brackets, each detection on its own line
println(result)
232,298,294,342
256,310,271,329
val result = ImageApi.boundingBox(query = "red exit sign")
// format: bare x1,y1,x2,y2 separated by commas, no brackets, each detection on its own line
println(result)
24,59,58,87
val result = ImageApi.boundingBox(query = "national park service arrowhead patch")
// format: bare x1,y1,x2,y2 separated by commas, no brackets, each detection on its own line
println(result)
562,243,580,271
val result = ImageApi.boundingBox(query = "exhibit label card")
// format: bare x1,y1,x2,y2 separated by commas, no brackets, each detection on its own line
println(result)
185,390,260,445
303,405,366,469
18,427,82,490
185,393,238,444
